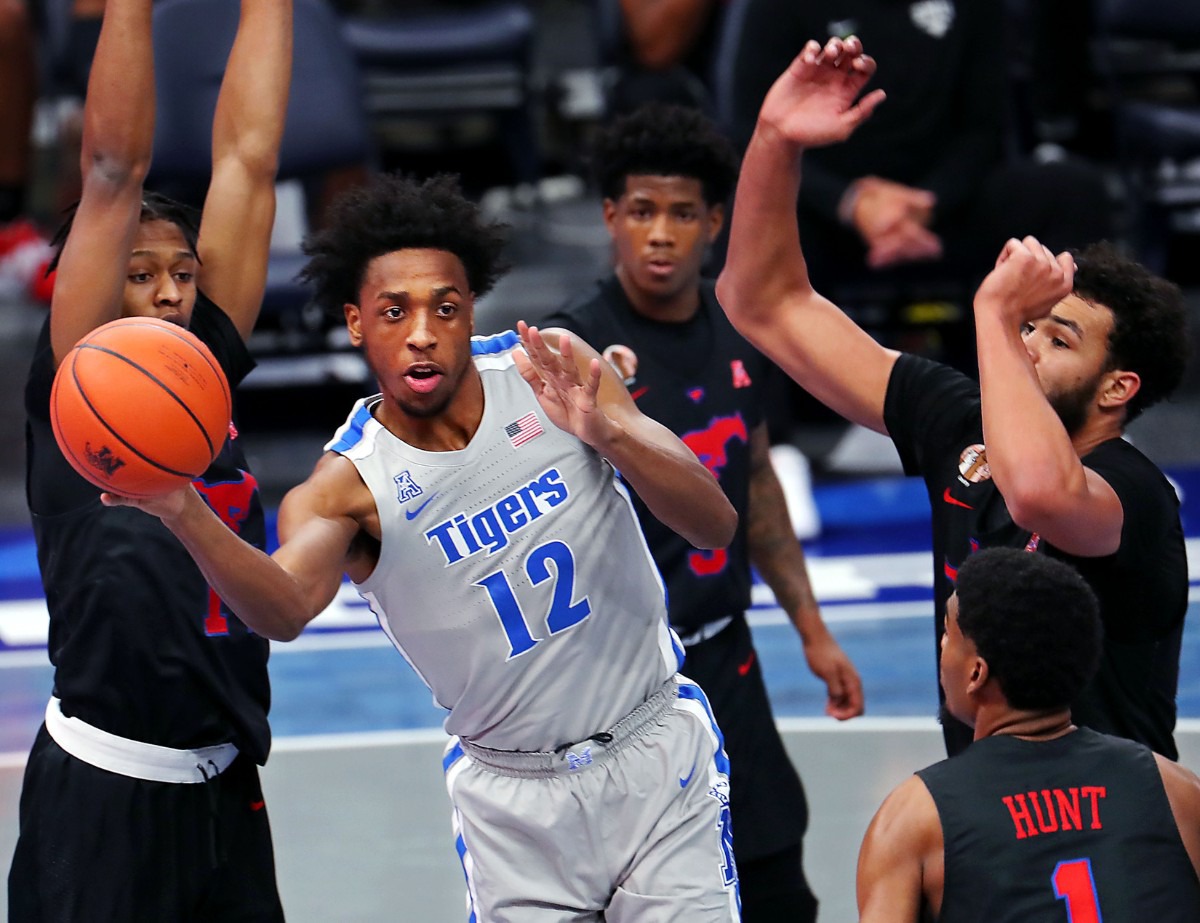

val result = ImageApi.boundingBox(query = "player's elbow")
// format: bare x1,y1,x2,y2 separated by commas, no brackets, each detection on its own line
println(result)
691,497,739,550
1002,482,1069,535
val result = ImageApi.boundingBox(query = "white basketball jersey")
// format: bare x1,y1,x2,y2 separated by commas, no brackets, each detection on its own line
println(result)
325,331,683,751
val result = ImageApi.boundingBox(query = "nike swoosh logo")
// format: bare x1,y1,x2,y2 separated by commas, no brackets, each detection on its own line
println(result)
942,487,974,510
737,651,756,676
679,764,697,788
404,495,436,520
630,386,650,401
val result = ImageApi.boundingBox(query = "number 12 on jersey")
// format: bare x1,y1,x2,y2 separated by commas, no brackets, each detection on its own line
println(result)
476,540,591,659
1053,858,1102,923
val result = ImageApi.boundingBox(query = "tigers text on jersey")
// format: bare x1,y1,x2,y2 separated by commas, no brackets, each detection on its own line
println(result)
325,331,682,751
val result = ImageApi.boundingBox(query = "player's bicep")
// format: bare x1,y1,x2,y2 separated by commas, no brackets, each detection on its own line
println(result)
272,462,366,615
857,778,941,923
50,182,145,364
1023,467,1124,557
195,160,276,341
731,289,900,434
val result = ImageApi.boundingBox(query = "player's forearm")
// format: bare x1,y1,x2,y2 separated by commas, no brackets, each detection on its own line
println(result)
212,0,292,178
598,418,737,550
162,489,317,641
975,308,1089,522
716,126,813,328
81,0,155,183
747,465,821,637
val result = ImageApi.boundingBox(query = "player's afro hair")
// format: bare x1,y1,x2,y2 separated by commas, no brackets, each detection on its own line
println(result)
300,172,508,313
955,548,1102,711
589,103,740,207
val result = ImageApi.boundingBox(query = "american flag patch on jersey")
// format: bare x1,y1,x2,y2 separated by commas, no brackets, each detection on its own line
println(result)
505,412,543,447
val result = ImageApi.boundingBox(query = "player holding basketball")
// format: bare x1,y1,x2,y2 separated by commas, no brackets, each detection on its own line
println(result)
13,0,291,918
715,36,1190,758
110,171,743,921
857,547,1200,922
543,101,863,923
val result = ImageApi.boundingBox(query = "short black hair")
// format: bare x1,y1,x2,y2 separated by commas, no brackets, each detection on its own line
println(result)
46,190,201,275
589,103,739,207
955,548,1102,711
1072,240,1188,423
300,172,508,313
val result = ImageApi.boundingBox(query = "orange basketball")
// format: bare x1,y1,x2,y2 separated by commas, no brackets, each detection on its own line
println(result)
50,317,232,498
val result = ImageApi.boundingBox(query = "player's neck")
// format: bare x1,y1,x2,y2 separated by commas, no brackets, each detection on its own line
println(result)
979,708,1076,743
1069,413,1125,459
379,368,485,452
615,270,701,324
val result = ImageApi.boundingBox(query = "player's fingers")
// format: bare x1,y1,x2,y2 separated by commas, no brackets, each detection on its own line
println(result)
849,88,887,124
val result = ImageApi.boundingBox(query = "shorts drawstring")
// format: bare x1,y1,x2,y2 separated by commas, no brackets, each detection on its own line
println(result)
197,759,226,868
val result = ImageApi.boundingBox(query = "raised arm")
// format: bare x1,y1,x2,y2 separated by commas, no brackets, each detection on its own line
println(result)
746,424,863,719
857,776,943,923
516,322,737,550
973,237,1124,556
104,452,369,641
50,0,155,363
715,36,898,434
195,0,293,340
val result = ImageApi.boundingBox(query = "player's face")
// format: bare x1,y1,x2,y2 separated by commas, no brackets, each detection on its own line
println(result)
346,248,476,419
604,175,723,312
939,594,977,727
122,220,198,327
1020,294,1116,435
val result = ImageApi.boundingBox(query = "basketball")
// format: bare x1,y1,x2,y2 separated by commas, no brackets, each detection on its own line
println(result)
50,317,232,498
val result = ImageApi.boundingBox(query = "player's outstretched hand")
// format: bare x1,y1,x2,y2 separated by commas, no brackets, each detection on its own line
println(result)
804,628,866,720
99,483,193,522
974,235,1075,325
514,321,611,448
759,35,886,150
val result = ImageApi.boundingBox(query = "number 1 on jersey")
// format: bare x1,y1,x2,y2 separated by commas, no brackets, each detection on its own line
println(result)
1053,858,1103,923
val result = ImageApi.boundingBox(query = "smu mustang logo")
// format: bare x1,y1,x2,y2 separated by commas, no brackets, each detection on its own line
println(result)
681,414,748,576
195,470,260,636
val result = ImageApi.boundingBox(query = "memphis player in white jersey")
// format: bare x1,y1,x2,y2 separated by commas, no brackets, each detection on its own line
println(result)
111,173,743,921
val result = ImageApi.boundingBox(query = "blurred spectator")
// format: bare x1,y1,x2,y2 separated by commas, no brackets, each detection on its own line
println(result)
720,0,1114,324
607,0,727,114
0,0,53,303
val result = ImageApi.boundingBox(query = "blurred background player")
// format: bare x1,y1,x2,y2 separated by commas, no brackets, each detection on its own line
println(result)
544,101,863,922
857,547,1200,923
12,0,292,917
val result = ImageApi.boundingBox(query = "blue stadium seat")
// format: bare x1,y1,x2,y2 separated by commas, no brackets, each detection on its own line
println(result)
1093,0,1200,272
338,1,539,185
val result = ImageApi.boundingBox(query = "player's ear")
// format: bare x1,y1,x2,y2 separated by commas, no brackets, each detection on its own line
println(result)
967,656,988,695
344,303,363,347
707,202,725,243
1099,369,1140,412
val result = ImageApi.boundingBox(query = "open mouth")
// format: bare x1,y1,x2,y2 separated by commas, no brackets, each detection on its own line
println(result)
404,366,443,394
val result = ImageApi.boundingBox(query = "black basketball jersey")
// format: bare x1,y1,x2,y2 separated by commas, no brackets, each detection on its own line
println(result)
545,276,770,634
24,294,272,762
918,728,1200,922
884,354,1186,759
